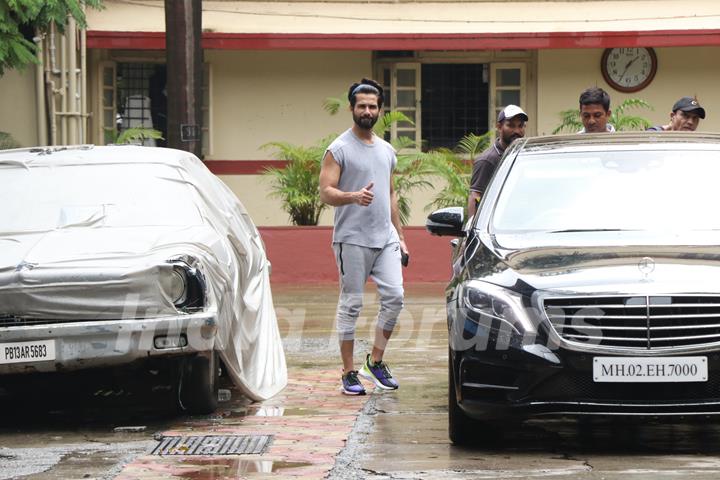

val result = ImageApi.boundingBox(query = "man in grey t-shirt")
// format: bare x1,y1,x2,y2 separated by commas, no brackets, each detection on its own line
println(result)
320,78,407,395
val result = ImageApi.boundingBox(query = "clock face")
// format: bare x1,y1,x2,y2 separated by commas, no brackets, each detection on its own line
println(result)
601,47,657,93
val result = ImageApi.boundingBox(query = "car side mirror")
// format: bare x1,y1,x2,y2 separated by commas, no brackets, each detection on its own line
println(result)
425,207,466,237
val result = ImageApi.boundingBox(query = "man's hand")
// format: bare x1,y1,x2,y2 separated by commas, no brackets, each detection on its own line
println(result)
400,239,409,257
355,182,374,206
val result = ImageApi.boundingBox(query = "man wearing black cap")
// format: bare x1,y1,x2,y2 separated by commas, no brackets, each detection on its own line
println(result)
648,96,706,131
468,105,527,217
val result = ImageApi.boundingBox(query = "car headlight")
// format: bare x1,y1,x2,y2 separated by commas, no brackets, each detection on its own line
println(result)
169,268,188,304
160,267,188,305
460,280,537,335
160,259,206,312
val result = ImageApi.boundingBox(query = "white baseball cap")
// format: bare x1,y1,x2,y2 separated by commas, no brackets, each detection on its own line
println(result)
497,105,529,123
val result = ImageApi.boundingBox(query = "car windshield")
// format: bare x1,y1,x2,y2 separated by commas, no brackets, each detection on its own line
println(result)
1,163,203,232
492,148,720,233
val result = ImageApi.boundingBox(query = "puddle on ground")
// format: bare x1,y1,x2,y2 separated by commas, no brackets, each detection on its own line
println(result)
179,457,313,479
222,406,324,418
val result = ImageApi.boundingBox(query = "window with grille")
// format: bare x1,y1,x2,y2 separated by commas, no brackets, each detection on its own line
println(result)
377,59,527,151
491,64,526,127
116,63,166,147
421,64,489,150
98,62,210,155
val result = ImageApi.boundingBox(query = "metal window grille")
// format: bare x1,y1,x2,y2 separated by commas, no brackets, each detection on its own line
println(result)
421,64,489,150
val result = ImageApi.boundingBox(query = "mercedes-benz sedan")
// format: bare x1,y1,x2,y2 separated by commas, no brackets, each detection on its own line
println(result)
427,133,720,444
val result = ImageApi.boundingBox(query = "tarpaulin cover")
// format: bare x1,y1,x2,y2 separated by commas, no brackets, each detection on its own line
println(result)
0,145,287,401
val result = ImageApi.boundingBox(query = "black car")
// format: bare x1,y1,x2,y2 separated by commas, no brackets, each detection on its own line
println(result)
427,133,720,444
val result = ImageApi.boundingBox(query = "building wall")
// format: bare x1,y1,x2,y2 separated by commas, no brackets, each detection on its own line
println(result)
537,47,720,135
0,69,38,147
206,50,371,160
220,166,440,226
208,49,376,225
214,46,720,226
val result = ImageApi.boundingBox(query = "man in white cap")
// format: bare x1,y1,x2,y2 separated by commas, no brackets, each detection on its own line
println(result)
468,105,528,217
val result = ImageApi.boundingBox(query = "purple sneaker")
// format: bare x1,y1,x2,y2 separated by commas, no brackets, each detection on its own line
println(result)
341,370,366,395
359,354,399,390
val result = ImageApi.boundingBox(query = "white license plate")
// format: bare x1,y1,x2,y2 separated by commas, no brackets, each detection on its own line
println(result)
0,340,56,364
593,356,707,383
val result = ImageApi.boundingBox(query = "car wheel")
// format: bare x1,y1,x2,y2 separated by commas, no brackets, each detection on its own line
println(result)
449,347,472,444
178,351,219,414
448,347,486,445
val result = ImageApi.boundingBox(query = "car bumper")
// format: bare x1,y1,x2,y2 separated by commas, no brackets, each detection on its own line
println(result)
0,313,218,374
452,342,720,420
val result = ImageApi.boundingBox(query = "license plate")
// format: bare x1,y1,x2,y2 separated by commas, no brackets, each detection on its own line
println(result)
593,356,707,383
0,340,56,364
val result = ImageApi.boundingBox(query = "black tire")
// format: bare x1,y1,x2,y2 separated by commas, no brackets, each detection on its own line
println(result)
178,351,219,414
448,347,484,445
449,347,471,444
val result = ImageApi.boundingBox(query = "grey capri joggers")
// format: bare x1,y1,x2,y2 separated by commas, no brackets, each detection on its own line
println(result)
332,242,404,341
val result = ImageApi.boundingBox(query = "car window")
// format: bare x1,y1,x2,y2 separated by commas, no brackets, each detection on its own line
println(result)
492,149,720,233
1,163,203,232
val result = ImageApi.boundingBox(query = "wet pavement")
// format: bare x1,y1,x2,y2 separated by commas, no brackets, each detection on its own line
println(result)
3,283,720,478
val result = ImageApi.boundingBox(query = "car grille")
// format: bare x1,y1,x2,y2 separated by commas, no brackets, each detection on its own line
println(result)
528,370,720,403
543,295,720,350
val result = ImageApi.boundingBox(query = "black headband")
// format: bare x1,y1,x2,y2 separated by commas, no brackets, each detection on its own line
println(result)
351,84,380,96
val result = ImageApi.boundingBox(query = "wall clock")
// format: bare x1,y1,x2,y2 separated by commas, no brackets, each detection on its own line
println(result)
601,47,657,93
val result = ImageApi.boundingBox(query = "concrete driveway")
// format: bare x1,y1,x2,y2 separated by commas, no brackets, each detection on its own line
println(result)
3,283,720,479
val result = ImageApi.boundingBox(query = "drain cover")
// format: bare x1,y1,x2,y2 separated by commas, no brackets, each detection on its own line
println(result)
152,435,273,455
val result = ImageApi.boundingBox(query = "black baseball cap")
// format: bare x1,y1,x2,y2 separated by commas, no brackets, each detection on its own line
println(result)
672,96,706,119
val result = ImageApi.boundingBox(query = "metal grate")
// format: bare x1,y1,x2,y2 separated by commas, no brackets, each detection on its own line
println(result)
152,435,273,456
544,295,720,350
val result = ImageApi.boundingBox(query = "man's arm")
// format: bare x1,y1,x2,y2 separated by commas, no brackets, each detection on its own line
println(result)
467,190,481,217
390,174,408,255
319,151,374,206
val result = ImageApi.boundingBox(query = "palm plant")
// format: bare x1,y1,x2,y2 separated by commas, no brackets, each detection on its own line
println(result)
114,127,164,145
322,94,345,116
262,135,334,225
424,131,494,215
0,131,20,150
553,98,653,133
392,136,434,225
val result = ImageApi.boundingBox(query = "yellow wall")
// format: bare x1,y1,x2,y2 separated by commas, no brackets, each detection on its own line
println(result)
220,45,720,227
5,45,720,227
0,69,38,147
222,173,441,227
537,47,720,135
206,50,371,160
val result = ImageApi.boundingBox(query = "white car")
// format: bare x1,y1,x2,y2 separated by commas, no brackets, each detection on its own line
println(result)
0,145,287,413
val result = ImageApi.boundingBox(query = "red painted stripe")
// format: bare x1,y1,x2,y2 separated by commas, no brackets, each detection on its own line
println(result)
87,30,720,50
258,226,453,284
203,159,469,175
204,160,287,175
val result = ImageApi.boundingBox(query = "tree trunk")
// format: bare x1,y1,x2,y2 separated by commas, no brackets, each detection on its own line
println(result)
164,0,202,157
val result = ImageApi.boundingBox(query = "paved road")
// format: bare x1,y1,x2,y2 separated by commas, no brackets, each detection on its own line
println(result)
2,283,720,479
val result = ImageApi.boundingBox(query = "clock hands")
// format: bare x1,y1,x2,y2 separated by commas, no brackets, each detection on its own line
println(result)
618,56,640,82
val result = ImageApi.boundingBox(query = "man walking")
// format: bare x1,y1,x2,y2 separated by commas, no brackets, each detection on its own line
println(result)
319,78,407,395
578,87,615,134
468,105,528,217
648,96,706,131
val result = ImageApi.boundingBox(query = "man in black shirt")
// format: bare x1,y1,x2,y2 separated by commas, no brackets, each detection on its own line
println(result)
647,96,706,132
468,105,528,217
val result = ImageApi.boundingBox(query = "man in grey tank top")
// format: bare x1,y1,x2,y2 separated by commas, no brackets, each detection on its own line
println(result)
319,78,407,395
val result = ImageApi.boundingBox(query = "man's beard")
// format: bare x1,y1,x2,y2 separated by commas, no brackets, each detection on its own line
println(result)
353,113,379,130
502,132,521,145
